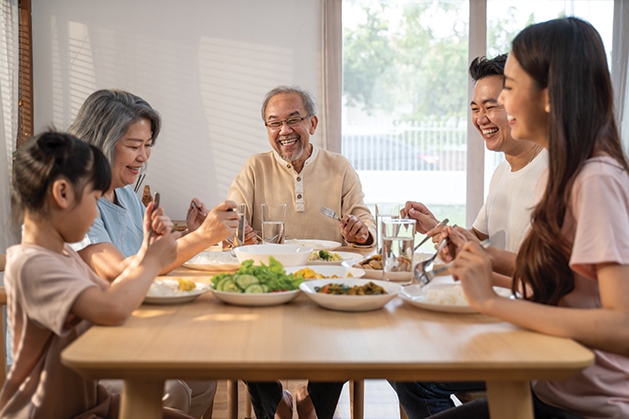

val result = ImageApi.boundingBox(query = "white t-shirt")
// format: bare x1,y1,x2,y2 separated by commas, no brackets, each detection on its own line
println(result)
473,149,548,252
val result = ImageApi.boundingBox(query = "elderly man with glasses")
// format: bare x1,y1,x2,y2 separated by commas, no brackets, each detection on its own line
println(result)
228,85,375,248
227,86,376,419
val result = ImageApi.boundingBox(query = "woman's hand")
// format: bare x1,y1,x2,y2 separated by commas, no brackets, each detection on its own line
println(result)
439,225,479,262
186,198,208,232
243,224,258,245
450,240,496,311
401,201,438,234
340,215,371,245
197,200,240,245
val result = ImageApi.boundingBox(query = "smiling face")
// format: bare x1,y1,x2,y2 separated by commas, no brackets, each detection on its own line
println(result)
471,75,512,153
265,92,318,166
499,55,549,146
111,118,153,190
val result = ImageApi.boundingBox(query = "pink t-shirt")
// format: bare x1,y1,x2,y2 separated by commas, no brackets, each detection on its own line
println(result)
532,156,629,419
0,244,118,419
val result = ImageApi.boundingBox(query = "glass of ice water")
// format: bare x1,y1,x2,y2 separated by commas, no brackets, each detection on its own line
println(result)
381,218,416,285
232,203,247,247
261,203,286,244
375,202,400,251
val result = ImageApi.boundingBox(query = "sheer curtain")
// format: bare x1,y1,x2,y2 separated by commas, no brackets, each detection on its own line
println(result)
0,0,19,257
612,0,629,149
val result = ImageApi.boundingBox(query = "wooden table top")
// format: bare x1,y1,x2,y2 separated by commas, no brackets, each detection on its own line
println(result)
62,269,593,384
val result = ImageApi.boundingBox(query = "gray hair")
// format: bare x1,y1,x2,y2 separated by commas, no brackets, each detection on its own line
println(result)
260,85,317,121
67,89,161,165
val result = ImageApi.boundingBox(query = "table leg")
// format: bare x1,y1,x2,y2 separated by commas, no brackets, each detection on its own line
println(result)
486,380,533,419
120,379,164,419
227,379,238,419
351,380,364,419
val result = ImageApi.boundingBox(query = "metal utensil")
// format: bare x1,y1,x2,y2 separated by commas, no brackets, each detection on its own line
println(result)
320,207,369,241
320,206,341,221
414,218,449,251
414,239,491,287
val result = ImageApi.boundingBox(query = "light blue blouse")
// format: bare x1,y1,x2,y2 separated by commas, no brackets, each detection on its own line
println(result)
72,185,145,257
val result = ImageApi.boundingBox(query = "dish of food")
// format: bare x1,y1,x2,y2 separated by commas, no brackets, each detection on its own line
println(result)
285,265,365,279
209,257,303,306
183,251,240,272
144,278,209,305
315,281,387,295
285,239,342,251
308,250,363,266
400,283,512,314
234,244,312,267
211,289,301,307
299,278,400,312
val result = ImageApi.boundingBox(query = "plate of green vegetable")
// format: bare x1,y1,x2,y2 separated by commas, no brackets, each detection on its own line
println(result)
210,257,303,306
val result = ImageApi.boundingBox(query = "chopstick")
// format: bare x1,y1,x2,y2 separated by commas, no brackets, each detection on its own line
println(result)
134,173,146,193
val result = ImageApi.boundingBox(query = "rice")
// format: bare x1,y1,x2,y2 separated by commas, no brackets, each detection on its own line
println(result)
147,279,206,297
286,239,332,250
187,251,239,265
424,285,469,306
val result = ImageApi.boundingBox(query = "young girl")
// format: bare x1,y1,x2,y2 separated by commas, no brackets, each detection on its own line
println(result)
437,17,629,419
0,132,189,419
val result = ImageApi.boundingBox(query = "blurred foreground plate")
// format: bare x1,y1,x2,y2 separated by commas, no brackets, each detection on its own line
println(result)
286,239,342,251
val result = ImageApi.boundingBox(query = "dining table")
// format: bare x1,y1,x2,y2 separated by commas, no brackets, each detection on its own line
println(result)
61,247,594,419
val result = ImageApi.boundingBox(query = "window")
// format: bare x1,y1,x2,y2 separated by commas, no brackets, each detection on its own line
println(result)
341,0,614,242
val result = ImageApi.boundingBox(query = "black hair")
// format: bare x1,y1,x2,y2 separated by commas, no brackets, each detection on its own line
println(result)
469,54,508,83
12,131,111,218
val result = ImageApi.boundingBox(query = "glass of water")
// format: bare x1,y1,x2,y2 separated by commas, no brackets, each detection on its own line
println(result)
232,203,247,247
261,203,286,244
381,218,416,285
375,202,400,251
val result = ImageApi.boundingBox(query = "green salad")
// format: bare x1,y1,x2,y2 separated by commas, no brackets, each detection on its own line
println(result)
211,257,303,294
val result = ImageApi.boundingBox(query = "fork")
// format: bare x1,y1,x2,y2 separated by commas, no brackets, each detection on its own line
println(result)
414,239,491,287
414,218,449,251
320,206,369,241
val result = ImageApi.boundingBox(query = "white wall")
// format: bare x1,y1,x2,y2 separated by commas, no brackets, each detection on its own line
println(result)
32,0,323,219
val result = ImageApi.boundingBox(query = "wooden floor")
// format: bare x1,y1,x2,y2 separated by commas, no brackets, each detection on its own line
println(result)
209,379,403,419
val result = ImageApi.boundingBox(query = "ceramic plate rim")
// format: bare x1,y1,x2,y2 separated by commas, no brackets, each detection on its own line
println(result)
399,283,511,314
286,239,342,251
210,289,301,306
299,278,400,312
144,283,209,305
285,265,365,278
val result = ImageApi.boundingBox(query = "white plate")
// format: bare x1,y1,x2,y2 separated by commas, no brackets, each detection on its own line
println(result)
399,282,512,314
234,244,312,267
286,239,342,251
285,265,365,279
308,251,363,266
144,281,209,305
341,261,383,279
299,278,400,312
210,289,301,306
183,251,240,272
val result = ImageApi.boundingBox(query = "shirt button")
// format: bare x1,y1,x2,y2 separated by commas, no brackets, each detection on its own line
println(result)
297,194,302,199
287,164,292,169
297,177,301,182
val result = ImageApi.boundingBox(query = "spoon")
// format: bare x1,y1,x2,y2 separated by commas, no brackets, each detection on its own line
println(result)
414,239,491,287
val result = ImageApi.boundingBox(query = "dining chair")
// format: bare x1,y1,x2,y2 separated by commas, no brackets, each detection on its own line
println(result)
0,254,7,387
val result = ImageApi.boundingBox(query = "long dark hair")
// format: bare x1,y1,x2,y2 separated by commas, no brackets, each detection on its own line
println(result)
513,18,629,304
12,131,111,219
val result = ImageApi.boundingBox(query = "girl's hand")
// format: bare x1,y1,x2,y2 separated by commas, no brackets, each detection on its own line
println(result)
197,200,240,244
186,198,208,232
149,205,173,242
450,240,496,311
401,201,438,234
144,230,180,269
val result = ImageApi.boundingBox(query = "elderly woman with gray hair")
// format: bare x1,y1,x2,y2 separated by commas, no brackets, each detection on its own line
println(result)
68,89,233,419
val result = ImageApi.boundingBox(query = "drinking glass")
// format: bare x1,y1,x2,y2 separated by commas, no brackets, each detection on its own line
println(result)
261,203,286,244
233,203,247,247
375,202,401,251
381,218,416,285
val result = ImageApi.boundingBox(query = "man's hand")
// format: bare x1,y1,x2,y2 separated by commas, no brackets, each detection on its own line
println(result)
401,201,438,234
340,215,372,245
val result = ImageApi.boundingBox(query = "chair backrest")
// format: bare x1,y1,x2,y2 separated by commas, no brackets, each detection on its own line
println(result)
0,254,7,385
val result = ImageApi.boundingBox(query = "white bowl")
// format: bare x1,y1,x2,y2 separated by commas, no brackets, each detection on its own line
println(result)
234,244,312,267
299,278,401,312
211,289,301,307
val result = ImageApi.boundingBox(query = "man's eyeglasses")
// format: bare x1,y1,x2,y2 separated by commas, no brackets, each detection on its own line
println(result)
265,116,310,129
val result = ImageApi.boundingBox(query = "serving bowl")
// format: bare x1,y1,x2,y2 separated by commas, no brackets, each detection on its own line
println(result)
300,278,401,312
234,244,312,267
